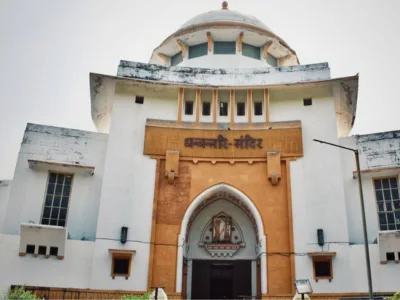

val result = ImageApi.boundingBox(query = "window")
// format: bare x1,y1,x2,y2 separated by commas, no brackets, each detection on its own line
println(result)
109,249,136,279
254,102,263,116
386,252,395,261
38,246,46,255
266,53,277,67
374,177,400,231
185,101,194,115
50,247,58,256
214,42,236,55
237,102,245,116
42,173,73,227
202,102,211,116
135,96,144,104
26,245,35,254
303,98,312,106
171,52,183,66
243,43,260,60
220,102,228,116
309,252,335,282
189,43,208,59
315,261,331,277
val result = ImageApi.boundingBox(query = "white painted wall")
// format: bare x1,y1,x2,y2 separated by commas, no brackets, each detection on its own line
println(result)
0,233,94,293
1,124,108,241
90,87,178,291
340,131,400,244
294,243,400,293
0,180,11,232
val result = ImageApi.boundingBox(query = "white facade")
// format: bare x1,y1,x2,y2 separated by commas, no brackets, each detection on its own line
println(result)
1,2,399,298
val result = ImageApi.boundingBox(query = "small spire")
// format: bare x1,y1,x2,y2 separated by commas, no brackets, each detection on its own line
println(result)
222,1,228,10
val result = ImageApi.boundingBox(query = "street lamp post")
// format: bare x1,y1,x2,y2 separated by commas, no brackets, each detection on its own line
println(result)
313,139,374,300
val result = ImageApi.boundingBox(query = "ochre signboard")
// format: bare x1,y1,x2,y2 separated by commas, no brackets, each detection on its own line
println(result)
144,121,303,158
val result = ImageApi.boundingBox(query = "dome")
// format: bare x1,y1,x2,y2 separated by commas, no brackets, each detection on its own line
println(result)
179,8,273,34
148,1,298,68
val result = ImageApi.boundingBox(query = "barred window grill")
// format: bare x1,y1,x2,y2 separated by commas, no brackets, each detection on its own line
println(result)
243,43,260,60
41,172,73,227
189,43,208,59
214,42,236,55
374,177,400,231
171,52,183,66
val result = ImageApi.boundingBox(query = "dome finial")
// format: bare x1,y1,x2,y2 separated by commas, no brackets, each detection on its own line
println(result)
222,1,228,10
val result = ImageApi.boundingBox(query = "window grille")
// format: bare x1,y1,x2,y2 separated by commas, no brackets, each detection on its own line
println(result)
374,177,400,230
243,43,260,60
171,52,183,66
214,42,236,55
41,173,73,227
185,101,194,115
254,102,263,116
189,43,208,59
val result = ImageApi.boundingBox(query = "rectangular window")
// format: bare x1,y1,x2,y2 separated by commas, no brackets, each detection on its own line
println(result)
214,42,236,55
171,52,183,66
26,245,35,254
237,102,246,116
135,96,144,104
42,173,73,227
220,102,228,116
189,43,208,59
185,101,194,115
254,102,263,116
314,261,331,277
243,43,260,60
303,98,312,106
374,177,400,231
202,102,211,116
38,246,47,255
50,247,58,256
386,252,395,261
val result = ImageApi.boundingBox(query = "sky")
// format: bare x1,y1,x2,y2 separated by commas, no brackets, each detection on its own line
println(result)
0,0,399,178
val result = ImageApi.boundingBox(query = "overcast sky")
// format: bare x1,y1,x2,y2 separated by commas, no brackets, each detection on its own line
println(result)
1,0,399,178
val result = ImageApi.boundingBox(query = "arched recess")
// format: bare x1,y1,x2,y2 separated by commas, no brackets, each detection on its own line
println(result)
175,183,268,294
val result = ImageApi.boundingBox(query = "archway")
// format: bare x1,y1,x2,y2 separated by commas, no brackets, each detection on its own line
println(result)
176,183,267,297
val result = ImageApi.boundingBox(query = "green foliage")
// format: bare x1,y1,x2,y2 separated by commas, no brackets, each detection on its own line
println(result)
387,291,400,300
4,286,39,300
120,293,151,300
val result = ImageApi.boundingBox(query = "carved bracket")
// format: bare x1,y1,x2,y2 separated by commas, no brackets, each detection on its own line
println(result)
206,32,213,52
267,151,281,185
165,150,179,184
263,40,273,59
177,40,187,57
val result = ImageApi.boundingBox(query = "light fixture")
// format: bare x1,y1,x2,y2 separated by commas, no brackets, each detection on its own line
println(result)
294,279,313,294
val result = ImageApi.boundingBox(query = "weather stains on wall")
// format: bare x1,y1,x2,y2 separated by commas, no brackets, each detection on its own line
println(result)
356,130,400,169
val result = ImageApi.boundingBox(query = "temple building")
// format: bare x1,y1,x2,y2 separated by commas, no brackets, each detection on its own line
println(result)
0,2,399,299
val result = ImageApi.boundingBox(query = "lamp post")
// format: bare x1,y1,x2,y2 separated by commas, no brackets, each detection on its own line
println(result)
313,139,373,300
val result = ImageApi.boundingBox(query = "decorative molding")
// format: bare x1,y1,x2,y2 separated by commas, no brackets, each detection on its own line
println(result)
198,212,246,258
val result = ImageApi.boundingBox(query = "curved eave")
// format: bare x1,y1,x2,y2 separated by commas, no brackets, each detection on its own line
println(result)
150,21,299,64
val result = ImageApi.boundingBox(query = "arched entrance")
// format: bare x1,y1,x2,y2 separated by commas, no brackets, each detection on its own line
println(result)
176,183,267,298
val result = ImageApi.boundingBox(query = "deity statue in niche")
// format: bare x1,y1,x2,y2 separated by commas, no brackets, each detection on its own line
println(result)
212,214,231,243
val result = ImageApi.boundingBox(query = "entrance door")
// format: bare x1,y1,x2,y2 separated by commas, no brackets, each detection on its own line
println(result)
210,262,233,299
191,260,252,299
